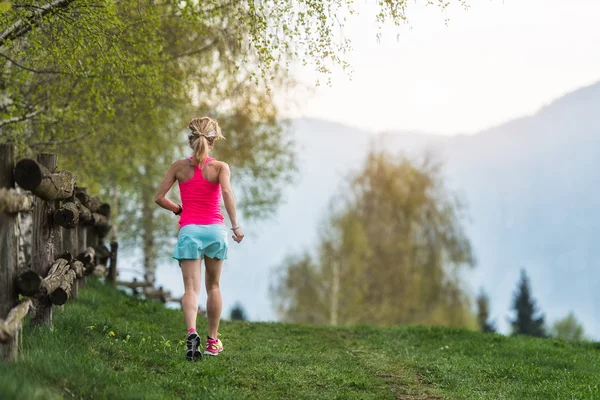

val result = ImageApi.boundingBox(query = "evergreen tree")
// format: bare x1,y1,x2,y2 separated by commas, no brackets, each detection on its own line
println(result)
509,269,546,337
230,303,248,321
476,289,496,333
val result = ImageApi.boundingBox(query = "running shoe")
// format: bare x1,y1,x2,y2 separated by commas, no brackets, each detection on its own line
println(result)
204,335,223,356
186,332,202,361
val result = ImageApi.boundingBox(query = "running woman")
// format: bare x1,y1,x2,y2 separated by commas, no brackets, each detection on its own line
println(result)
154,116,244,361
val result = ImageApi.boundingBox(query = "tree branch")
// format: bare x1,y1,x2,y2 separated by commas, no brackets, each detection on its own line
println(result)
30,132,88,148
0,51,66,75
0,0,77,48
171,39,219,60
0,107,45,127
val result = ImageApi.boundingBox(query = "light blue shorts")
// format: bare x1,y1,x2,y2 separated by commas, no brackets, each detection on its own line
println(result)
173,224,228,261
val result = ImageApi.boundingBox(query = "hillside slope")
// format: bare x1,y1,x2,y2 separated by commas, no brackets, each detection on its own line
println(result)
0,280,598,400
205,81,600,339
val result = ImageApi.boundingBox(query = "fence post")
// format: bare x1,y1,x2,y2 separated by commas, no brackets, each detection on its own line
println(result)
87,226,98,249
0,144,19,361
29,154,58,326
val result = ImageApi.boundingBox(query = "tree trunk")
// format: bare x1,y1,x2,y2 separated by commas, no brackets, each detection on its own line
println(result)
107,183,119,284
30,154,59,326
17,212,32,272
110,184,119,243
108,241,118,284
141,178,157,286
329,258,340,326
0,144,19,361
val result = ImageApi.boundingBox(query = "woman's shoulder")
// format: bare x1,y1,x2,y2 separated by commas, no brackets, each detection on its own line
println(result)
172,158,191,168
207,158,228,169
168,158,192,174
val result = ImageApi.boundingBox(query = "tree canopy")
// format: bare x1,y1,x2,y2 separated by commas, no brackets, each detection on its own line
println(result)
272,152,475,328
551,312,585,342
1,0,469,145
1,0,470,281
1,0,470,203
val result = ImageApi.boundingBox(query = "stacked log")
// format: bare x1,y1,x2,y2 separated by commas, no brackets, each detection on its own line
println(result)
14,158,74,201
16,252,98,304
54,202,79,229
93,265,108,277
16,270,43,297
0,188,33,214
0,299,32,343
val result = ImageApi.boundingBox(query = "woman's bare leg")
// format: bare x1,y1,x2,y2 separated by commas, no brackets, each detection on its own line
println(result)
180,259,202,331
204,256,223,339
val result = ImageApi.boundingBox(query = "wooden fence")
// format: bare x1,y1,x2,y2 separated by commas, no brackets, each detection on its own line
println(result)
0,144,117,361
0,143,199,362
116,277,207,317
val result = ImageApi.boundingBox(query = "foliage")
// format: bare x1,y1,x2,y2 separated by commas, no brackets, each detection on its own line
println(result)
0,0,469,280
1,1,298,281
272,151,476,329
0,1,296,215
551,312,585,342
476,288,496,333
0,0,470,143
509,269,546,338
1,278,598,400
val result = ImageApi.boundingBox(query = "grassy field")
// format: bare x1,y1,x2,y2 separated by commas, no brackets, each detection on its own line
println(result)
0,279,598,400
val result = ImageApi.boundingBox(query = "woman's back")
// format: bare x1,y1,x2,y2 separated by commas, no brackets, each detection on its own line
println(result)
178,157,224,227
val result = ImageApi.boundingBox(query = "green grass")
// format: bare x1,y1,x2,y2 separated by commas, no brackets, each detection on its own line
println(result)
1,279,599,400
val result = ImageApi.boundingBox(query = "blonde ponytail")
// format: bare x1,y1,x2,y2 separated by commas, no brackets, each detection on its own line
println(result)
191,135,210,166
187,116,225,166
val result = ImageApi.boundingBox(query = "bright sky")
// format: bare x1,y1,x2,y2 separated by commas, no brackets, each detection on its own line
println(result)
282,0,600,135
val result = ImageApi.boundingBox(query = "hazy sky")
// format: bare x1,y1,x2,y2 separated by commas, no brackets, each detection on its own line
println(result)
283,0,600,134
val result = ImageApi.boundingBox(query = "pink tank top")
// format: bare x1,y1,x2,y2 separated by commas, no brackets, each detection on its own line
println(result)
178,157,224,228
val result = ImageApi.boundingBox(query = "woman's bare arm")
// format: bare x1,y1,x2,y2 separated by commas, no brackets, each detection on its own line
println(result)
219,162,244,242
154,162,181,213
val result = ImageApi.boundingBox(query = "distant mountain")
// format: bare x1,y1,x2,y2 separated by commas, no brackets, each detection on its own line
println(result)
154,81,600,339
372,82,600,338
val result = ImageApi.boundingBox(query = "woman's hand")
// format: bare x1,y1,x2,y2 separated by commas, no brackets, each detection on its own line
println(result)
232,227,244,243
